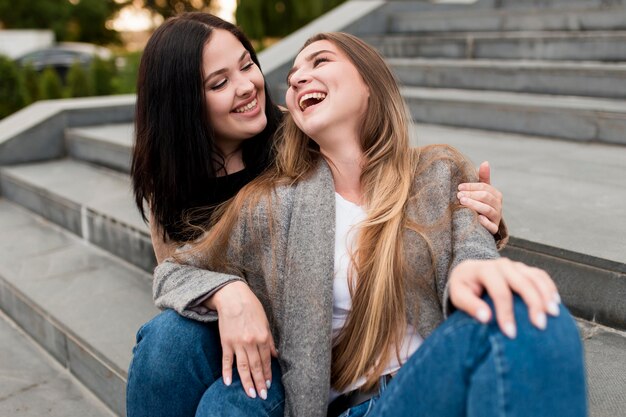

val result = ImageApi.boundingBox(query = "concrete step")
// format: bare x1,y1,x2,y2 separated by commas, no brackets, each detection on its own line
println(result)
389,6,626,33
368,31,626,61
0,199,159,416
495,0,626,10
577,320,626,417
66,124,133,174
0,310,116,417
402,87,626,144
391,59,626,99
413,123,626,331
0,159,155,272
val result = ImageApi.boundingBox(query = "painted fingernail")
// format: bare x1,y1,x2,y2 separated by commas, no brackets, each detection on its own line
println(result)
547,301,560,316
554,293,561,304
260,389,268,400
504,322,517,339
476,308,490,323
535,312,547,330
266,380,272,389
248,387,257,398
224,376,231,386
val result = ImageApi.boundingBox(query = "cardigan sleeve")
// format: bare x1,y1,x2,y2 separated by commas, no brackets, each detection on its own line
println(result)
153,259,246,322
421,146,500,317
152,210,249,322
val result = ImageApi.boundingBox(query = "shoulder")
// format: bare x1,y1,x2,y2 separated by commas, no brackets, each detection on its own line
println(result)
410,144,477,188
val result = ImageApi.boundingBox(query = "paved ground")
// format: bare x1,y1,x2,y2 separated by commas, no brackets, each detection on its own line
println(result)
578,320,626,416
0,310,114,417
413,123,626,265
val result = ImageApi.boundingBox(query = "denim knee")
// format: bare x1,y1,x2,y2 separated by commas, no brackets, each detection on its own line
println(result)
195,358,285,417
127,310,224,417
136,310,219,347
131,309,223,383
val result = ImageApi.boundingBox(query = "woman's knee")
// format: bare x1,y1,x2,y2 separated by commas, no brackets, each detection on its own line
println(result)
137,309,220,350
130,310,223,382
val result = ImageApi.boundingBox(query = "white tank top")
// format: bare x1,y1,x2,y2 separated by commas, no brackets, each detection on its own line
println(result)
330,193,423,400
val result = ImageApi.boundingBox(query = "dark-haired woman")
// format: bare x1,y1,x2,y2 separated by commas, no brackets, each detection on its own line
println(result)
126,13,507,417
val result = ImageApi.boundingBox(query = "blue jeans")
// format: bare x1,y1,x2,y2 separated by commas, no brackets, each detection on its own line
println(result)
341,296,587,417
126,310,285,417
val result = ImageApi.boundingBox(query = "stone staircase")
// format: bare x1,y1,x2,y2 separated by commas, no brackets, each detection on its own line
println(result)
0,1,625,416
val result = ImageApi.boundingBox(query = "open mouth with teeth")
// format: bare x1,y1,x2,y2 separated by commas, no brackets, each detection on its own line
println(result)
234,98,258,113
299,92,327,111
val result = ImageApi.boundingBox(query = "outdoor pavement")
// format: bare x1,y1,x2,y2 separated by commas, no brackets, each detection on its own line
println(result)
0,310,114,417
413,123,626,265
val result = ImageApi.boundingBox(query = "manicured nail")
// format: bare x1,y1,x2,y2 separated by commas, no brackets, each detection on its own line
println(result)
266,379,272,389
224,376,231,386
554,293,561,304
504,322,517,339
476,308,490,323
248,387,257,398
535,312,547,330
260,389,268,400
547,302,560,317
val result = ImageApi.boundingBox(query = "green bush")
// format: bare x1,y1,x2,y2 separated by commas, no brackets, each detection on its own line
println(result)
22,62,41,104
111,51,141,94
90,56,116,96
65,61,92,97
39,67,64,100
0,55,28,118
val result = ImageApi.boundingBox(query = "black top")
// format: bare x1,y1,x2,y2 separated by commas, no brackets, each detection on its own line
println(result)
167,167,259,242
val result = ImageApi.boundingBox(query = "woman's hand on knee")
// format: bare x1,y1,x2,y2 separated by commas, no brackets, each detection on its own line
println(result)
458,161,502,235
449,258,561,339
208,281,277,400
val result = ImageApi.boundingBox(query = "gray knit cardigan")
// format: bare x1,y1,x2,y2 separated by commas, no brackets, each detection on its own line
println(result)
153,145,500,417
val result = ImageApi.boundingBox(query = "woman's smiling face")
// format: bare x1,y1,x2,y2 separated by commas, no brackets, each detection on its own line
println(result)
285,40,370,142
203,29,267,153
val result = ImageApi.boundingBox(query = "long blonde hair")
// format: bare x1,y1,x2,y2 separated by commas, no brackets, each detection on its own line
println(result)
185,32,454,391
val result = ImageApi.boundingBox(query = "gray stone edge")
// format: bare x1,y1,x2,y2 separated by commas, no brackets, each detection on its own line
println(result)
66,130,131,174
0,96,135,166
0,276,126,416
403,93,626,145
502,242,626,331
0,171,155,273
507,236,626,275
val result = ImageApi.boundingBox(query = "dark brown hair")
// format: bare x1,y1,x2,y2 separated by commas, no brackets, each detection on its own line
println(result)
131,12,282,242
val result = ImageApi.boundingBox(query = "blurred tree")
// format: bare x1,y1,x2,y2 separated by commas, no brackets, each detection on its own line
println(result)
90,56,116,96
0,55,28,118
111,51,142,94
23,62,41,104
140,0,215,20
0,0,130,44
237,0,348,44
39,67,64,100
66,61,92,97
0,0,72,41
67,0,130,45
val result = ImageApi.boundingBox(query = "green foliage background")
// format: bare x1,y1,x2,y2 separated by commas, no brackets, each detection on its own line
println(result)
0,0,129,44
236,0,348,46
0,56,28,118
0,0,346,118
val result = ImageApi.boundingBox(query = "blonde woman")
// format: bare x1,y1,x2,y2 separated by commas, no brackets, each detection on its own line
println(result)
155,32,586,417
